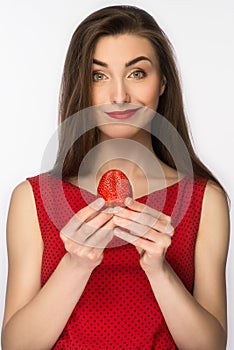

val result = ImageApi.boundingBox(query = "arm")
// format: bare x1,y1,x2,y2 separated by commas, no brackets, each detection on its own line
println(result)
113,181,230,350
1,181,114,350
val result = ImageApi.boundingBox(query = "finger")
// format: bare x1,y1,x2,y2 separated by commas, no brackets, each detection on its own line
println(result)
86,219,115,248
113,216,172,247
114,228,155,252
60,232,68,243
121,199,173,235
113,215,174,237
62,236,104,259
62,222,114,250
83,209,114,233
76,197,106,222
156,219,174,236
113,207,158,229
125,197,171,223
113,215,151,237
61,198,105,237
114,228,171,254
66,210,114,244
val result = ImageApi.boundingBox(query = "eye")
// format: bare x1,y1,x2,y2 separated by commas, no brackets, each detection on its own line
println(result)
92,72,107,82
129,70,146,79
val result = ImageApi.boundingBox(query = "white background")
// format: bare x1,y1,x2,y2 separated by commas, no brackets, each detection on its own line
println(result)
0,0,233,348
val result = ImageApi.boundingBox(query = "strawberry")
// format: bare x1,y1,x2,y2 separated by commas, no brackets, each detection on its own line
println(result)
97,169,132,207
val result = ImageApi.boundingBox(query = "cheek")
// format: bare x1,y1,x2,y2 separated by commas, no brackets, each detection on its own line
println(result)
92,87,106,105
137,84,161,109
92,91,99,105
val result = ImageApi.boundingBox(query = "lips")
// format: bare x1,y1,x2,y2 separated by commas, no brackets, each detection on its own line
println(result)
105,107,141,120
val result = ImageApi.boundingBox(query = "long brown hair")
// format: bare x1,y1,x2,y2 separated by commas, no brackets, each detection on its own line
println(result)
51,5,225,192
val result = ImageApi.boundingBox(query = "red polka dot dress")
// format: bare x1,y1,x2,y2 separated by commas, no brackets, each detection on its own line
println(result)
26,173,207,349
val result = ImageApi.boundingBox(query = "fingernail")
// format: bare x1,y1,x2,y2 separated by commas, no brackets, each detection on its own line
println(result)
113,206,123,214
114,228,123,236
113,216,120,223
90,197,105,210
60,233,68,242
103,207,115,214
125,197,132,206
166,224,174,236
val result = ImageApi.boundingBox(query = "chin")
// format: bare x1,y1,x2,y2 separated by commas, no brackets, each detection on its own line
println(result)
98,125,142,141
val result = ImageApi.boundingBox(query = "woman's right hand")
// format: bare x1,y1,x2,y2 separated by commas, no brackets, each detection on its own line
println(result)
60,198,115,272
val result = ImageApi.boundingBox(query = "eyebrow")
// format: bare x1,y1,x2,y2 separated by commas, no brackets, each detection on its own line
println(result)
92,56,152,68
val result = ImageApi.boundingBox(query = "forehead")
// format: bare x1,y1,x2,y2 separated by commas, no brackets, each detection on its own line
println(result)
93,34,157,62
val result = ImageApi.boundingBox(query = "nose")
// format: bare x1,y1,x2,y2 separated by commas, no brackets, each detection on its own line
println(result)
110,79,130,104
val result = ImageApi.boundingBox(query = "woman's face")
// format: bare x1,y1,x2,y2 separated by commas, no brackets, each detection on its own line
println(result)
91,34,165,141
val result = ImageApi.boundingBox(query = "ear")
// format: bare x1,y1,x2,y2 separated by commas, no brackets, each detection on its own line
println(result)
159,76,167,96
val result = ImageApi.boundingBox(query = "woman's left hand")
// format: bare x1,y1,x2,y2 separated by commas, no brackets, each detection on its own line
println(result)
113,198,174,275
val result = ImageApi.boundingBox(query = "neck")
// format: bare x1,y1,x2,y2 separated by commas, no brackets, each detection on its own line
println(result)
78,131,164,185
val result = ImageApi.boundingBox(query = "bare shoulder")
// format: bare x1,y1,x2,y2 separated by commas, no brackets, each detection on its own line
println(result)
8,180,33,213
10,179,33,201
7,180,38,230
201,180,230,230
197,179,230,246
203,179,229,202
7,179,42,242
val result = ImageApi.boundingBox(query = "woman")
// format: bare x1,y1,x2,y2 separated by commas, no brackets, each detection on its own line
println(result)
1,5,230,349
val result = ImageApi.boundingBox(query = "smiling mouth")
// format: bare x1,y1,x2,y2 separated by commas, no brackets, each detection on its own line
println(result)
105,107,142,120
